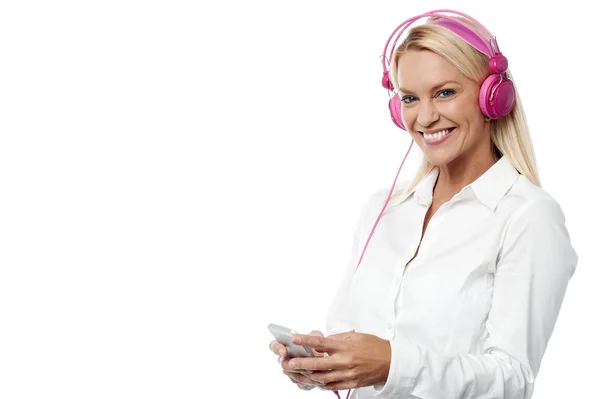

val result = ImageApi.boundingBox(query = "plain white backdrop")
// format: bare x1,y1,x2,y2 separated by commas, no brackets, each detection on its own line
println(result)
0,0,596,398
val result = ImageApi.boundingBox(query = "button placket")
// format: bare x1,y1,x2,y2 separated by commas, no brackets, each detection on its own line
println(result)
416,199,453,266
393,203,427,307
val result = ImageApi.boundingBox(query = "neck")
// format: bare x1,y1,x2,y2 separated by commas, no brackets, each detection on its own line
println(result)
434,148,498,202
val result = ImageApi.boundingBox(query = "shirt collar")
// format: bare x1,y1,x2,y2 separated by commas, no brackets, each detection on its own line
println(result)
391,166,439,207
390,156,519,211
469,156,520,211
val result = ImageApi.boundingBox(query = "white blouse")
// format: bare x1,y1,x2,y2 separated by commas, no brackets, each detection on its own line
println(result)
325,156,578,399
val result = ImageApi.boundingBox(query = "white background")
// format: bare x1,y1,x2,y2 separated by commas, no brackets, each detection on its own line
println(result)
0,0,596,398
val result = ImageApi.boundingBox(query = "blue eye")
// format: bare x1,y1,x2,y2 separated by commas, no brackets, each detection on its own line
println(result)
438,89,455,98
401,96,416,104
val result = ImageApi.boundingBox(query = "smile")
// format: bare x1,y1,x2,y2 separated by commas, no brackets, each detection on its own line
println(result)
420,127,456,144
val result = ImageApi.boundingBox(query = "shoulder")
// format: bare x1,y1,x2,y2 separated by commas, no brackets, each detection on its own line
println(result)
362,184,403,212
358,179,416,221
501,175,567,224
500,176,575,256
498,176,578,276
353,185,399,228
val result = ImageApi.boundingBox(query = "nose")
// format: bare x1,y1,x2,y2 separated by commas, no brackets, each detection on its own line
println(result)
416,99,440,129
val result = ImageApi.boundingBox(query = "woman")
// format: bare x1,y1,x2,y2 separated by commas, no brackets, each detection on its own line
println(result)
269,10,577,399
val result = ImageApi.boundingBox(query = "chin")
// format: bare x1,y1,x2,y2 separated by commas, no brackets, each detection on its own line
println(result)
422,151,458,167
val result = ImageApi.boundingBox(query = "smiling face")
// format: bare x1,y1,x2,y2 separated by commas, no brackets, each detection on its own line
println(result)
396,49,492,167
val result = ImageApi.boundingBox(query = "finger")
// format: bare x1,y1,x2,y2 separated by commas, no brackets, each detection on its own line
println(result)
320,379,357,391
284,370,301,383
307,331,326,356
287,353,349,372
269,340,288,357
301,370,330,385
310,346,327,357
283,370,324,386
281,357,314,375
291,334,344,353
289,351,354,372
310,348,326,357
307,345,327,357
280,357,304,373
302,369,350,386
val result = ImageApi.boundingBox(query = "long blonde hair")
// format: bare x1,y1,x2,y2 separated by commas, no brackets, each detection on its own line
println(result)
388,17,540,199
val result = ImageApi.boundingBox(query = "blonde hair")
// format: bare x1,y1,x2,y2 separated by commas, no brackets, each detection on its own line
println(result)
388,17,540,200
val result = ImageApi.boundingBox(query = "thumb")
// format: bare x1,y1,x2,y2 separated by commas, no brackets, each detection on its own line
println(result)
307,330,325,357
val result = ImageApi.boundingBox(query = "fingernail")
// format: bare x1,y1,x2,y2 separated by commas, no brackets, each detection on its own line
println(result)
279,349,285,357
292,336,300,344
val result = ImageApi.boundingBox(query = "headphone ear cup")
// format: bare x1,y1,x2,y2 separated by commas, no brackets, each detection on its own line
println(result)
479,74,516,119
388,94,406,130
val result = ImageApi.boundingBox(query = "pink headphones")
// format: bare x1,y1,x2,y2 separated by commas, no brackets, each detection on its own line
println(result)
382,9,515,130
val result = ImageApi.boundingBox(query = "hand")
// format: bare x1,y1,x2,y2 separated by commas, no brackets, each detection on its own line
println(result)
282,332,391,391
269,330,325,390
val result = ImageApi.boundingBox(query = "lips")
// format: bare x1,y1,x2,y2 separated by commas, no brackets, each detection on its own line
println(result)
420,127,456,144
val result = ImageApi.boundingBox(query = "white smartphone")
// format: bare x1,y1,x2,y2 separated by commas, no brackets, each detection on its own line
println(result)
267,323,315,358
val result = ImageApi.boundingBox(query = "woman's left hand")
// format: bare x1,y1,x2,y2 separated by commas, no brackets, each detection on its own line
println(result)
282,332,391,391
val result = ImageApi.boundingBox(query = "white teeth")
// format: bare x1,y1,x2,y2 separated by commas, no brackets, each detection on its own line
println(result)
423,129,452,141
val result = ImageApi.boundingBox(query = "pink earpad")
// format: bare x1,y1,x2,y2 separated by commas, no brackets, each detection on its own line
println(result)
388,94,406,130
479,74,515,119
490,81,515,118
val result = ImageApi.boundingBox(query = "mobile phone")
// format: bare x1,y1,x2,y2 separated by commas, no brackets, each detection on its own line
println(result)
267,323,315,358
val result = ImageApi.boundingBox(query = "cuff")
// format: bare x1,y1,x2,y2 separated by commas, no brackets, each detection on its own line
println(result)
373,334,420,398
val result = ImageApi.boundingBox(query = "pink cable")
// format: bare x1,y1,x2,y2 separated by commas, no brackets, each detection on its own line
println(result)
327,139,414,399
332,388,352,399
355,139,414,270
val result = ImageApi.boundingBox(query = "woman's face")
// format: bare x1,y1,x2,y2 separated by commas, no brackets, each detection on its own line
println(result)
396,49,491,167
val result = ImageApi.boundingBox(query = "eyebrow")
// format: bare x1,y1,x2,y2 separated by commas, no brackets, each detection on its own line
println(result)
398,80,461,94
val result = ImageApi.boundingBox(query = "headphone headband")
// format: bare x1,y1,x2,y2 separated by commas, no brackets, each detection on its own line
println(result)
381,9,515,129
381,9,500,76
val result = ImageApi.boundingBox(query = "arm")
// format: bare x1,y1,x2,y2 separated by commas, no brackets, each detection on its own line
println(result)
374,199,578,399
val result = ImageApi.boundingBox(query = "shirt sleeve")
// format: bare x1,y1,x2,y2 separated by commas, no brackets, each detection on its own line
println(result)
373,198,578,399
325,188,386,336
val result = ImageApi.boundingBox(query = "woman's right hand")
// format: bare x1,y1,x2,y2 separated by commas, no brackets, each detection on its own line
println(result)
269,330,325,390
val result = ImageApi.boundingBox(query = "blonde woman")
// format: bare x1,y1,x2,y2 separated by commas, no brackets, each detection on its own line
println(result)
269,10,577,399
